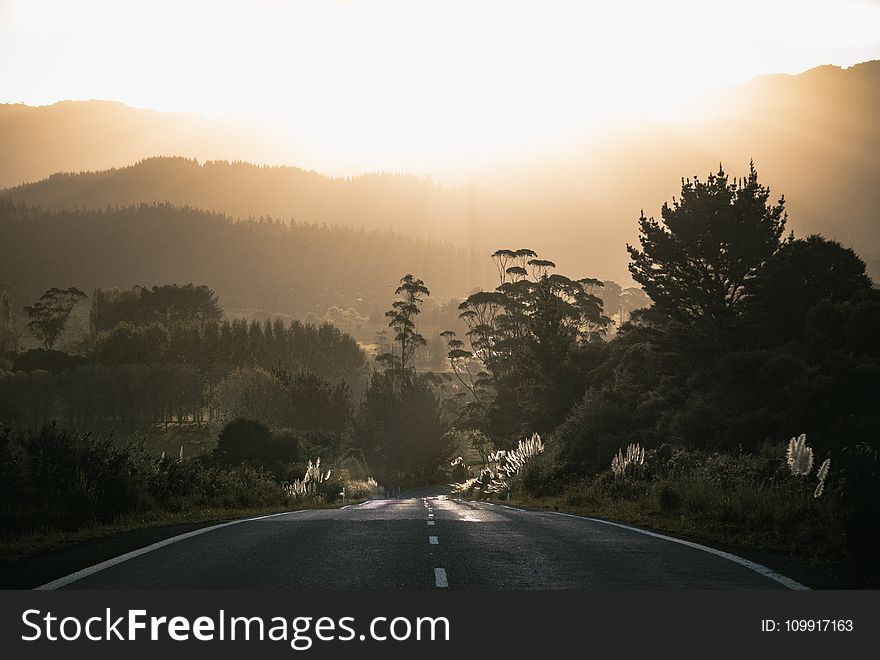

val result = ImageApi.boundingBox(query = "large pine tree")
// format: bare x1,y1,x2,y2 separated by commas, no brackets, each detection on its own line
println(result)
627,162,786,340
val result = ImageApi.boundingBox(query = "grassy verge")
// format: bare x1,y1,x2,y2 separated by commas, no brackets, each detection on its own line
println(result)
496,490,875,589
0,499,356,565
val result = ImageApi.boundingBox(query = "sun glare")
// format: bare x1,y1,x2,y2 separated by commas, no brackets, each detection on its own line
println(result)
4,0,879,175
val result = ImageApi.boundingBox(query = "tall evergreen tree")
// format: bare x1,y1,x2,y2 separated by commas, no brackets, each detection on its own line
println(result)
627,163,786,342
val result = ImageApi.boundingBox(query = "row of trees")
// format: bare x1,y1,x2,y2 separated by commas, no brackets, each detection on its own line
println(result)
2,281,365,378
0,364,203,430
92,315,365,382
351,256,618,482
0,362,354,435
90,284,223,334
1,282,367,440
3,281,365,384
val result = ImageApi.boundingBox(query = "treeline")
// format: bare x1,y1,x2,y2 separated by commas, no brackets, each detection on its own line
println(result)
0,157,473,243
92,315,365,382
0,198,488,320
0,364,202,430
90,284,222,332
0,281,366,435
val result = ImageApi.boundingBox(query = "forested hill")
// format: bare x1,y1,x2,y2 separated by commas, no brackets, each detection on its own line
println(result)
0,200,488,318
0,157,491,248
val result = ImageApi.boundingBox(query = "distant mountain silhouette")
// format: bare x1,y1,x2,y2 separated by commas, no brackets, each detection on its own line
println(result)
2,62,878,282
0,100,290,190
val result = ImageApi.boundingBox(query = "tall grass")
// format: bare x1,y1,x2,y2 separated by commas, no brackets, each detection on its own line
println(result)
509,440,850,561
453,433,545,497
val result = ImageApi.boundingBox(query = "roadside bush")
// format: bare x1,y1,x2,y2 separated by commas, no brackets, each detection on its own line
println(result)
519,449,566,497
532,442,850,560
213,419,300,476
0,425,286,537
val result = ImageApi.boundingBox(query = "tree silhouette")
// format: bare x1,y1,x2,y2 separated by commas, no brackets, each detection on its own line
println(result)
23,287,86,349
379,274,430,374
353,371,451,484
745,234,873,344
449,248,610,444
89,284,222,334
214,418,299,469
0,290,17,351
627,163,786,341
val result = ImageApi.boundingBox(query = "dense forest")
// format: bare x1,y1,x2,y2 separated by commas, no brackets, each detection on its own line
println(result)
0,199,489,322
0,157,481,245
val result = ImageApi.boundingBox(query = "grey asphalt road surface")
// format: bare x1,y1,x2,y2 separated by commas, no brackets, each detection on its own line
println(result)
44,496,800,590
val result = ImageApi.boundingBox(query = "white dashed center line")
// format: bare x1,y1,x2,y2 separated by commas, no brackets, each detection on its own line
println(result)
427,520,435,526
434,568,448,588
429,535,439,545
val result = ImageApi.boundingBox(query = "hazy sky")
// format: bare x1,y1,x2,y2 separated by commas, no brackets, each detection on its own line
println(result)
1,0,878,174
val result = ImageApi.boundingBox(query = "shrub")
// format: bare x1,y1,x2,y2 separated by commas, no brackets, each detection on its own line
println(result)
213,419,299,475
0,425,287,537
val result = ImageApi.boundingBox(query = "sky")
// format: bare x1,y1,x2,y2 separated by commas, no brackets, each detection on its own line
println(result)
1,0,878,175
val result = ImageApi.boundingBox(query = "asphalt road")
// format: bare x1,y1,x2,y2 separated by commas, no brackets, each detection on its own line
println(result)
40,495,803,590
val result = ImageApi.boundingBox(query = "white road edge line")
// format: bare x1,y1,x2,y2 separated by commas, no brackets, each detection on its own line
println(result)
429,535,439,545
434,568,448,588
478,501,809,591
35,509,309,591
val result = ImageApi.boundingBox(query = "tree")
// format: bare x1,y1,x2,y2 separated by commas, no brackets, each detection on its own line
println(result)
619,287,651,325
627,163,786,341
212,367,290,428
89,287,140,335
744,234,873,345
353,371,451,484
449,248,609,445
378,274,430,373
142,284,222,326
213,418,299,471
275,370,352,433
89,284,222,334
0,290,18,351
24,287,87,349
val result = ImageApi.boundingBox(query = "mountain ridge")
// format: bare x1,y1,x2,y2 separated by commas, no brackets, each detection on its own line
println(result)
2,61,878,282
